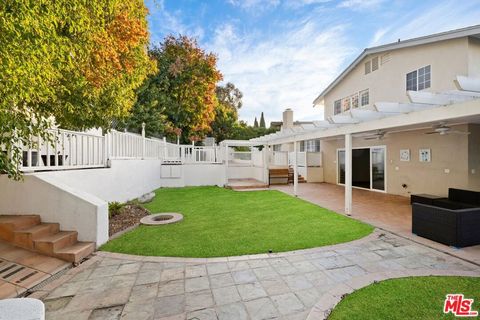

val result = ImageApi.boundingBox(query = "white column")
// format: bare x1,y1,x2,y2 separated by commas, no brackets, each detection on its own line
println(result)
163,137,167,159
141,122,146,159
224,143,229,185
262,145,268,184
345,133,352,215
293,140,298,196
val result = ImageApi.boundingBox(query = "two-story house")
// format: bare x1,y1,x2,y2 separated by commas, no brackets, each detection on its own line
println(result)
313,25,480,197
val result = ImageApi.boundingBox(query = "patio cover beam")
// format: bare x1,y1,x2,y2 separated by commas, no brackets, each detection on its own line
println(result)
258,99,480,145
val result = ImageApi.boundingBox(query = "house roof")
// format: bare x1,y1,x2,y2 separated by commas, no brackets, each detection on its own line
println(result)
312,24,480,105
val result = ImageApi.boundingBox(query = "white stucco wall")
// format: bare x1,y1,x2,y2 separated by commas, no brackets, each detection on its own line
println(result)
34,159,162,203
0,175,108,247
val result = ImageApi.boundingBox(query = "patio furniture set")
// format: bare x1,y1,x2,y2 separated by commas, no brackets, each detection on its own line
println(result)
411,188,480,248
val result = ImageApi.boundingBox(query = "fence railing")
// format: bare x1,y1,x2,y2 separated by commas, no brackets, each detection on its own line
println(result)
19,126,221,172
21,128,106,172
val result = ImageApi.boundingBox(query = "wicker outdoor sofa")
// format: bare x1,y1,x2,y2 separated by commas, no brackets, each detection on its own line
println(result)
411,188,480,248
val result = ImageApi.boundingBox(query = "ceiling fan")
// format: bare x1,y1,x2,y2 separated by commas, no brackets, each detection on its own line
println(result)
363,130,387,140
425,122,470,135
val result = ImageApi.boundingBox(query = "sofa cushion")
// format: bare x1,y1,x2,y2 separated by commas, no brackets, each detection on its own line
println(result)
448,188,480,205
432,199,476,210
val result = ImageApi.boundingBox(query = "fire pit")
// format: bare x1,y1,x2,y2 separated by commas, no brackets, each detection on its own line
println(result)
140,213,183,226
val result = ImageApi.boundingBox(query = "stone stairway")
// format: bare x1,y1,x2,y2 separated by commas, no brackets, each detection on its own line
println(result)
0,215,94,264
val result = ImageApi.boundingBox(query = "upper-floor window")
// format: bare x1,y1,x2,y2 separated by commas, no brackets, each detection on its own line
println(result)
334,100,341,115
364,61,371,74
406,65,431,91
333,89,369,115
360,89,369,106
273,144,281,151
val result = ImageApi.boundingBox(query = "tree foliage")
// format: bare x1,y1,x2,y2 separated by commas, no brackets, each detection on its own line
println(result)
216,82,243,112
0,0,155,179
210,82,243,143
231,121,277,141
122,35,222,142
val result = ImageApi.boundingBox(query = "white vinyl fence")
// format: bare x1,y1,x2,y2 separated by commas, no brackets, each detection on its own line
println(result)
20,126,221,172
21,129,106,171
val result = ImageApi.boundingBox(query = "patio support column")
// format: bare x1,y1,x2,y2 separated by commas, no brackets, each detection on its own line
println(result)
224,143,229,186
263,145,268,184
293,140,298,196
345,133,352,215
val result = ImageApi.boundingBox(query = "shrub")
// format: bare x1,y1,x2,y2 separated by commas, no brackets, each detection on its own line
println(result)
109,202,125,218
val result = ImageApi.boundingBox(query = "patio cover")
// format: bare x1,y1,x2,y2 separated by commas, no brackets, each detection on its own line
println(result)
249,76,480,214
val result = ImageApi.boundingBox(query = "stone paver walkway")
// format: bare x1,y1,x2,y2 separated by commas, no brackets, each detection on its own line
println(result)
37,230,479,320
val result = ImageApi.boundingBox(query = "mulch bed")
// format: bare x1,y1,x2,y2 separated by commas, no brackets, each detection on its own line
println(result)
109,204,149,237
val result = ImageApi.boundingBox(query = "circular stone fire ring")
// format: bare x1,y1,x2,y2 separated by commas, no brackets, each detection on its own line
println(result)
140,213,183,226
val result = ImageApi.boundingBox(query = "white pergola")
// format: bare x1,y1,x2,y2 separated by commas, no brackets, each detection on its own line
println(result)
249,77,480,215
219,139,269,186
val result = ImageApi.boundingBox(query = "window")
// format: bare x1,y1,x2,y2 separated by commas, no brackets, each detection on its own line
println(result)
406,70,417,91
342,97,351,111
372,57,379,71
406,65,431,91
351,94,359,109
360,89,369,106
334,100,342,115
273,145,281,151
303,140,320,152
418,65,431,90
365,61,371,74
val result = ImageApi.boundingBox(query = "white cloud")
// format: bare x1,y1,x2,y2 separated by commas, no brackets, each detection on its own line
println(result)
227,0,280,11
206,21,355,124
147,0,204,45
369,1,480,46
338,0,384,10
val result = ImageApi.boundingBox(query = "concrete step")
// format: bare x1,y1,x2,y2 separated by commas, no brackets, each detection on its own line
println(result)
0,215,41,242
55,242,95,263
13,223,60,250
34,231,78,255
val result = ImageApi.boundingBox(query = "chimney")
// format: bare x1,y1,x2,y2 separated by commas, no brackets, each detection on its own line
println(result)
282,108,294,130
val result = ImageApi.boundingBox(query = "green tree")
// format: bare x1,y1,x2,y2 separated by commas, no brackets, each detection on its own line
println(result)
259,112,266,128
254,117,259,128
122,35,222,142
231,121,278,141
216,82,243,111
1,0,154,179
210,82,243,143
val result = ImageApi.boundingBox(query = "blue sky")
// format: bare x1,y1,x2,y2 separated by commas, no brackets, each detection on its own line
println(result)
146,0,480,125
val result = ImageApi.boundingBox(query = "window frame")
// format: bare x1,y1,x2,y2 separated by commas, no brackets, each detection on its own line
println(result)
406,65,430,91
334,99,342,115
360,89,369,107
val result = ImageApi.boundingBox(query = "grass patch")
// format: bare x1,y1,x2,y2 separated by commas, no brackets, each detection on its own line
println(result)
329,276,480,320
100,186,373,257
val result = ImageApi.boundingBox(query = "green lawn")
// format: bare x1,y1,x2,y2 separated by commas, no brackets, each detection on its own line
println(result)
329,276,480,320
100,186,373,257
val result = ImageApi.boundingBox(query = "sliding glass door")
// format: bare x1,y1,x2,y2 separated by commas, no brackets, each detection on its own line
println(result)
337,146,386,191
371,147,385,191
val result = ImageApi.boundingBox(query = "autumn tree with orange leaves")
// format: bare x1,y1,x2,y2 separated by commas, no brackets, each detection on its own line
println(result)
1,0,155,179
121,35,222,143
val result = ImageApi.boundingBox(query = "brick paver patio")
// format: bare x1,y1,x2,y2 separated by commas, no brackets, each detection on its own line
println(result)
37,229,479,320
